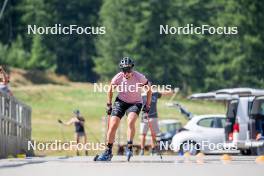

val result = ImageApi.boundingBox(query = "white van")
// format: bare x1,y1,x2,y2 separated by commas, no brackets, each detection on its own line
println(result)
223,96,254,154
189,88,264,155
248,96,264,155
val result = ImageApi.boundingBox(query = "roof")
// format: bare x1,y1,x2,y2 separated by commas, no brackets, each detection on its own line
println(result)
188,92,238,100
188,88,264,101
192,114,226,119
216,88,264,96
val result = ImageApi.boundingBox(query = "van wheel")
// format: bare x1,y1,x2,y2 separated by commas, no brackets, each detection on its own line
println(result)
241,149,251,155
250,148,258,156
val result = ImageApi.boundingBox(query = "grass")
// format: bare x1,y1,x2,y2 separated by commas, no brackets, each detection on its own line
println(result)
12,83,226,156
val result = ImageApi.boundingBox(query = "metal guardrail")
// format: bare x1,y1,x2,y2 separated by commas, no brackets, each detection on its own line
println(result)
0,92,32,158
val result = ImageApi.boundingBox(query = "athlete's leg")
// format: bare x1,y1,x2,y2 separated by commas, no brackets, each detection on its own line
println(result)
83,134,87,144
95,116,121,161
107,97,126,145
140,122,148,148
96,98,129,161
107,116,120,144
126,102,142,143
139,134,146,155
126,112,138,160
149,118,160,155
127,112,138,142
140,134,146,149
150,119,158,149
96,98,126,161
76,134,80,156
83,134,88,155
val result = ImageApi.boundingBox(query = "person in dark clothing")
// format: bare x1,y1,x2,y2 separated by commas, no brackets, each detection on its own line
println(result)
174,103,193,120
140,90,175,155
0,66,13,96
59,110,88,156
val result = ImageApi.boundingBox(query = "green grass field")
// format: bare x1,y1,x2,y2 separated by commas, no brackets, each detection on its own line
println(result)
12,83,226,156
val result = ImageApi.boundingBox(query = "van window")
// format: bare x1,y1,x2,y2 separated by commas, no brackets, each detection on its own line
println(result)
260,102,264,115
251,98,264,116
248,101,253,116
226,100,238,119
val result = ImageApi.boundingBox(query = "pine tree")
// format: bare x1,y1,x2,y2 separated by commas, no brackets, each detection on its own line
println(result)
28,34,56,70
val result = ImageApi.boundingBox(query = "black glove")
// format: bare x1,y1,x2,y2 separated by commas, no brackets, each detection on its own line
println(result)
142,104,150,113
58,119,63,124
106,103,112,115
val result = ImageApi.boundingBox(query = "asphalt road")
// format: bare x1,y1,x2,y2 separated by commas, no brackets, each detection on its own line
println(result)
0,155,263,176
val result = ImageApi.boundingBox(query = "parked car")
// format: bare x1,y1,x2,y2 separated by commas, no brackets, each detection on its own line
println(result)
171,114,226,155
159,119,182,144
146,119,182,145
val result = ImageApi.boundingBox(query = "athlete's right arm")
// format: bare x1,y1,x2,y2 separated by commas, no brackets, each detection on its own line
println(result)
63,118,76,126
107,72,120,107
106,83,115,115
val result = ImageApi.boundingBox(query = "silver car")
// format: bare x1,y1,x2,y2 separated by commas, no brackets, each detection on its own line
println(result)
171,114,226,155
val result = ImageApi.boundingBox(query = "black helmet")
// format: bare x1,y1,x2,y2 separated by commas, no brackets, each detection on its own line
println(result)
73,109,80,116
119,57,134,69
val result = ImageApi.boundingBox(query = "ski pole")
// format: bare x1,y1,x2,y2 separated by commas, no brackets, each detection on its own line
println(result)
104,114,111,144
94,114,111,161
57,119,66,142
85,124,101,143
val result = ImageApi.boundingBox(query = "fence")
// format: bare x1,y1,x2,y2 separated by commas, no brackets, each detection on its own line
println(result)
0,92,32,158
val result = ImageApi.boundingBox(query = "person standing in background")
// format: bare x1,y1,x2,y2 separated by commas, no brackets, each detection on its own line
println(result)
58,110,88,156
0,66,13,96
139,89,175,155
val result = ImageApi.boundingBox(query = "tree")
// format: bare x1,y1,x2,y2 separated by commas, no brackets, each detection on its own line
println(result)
94,0,185,89
205,0,264,90
6,35,30,68
47,0,101,81
28,34,56,70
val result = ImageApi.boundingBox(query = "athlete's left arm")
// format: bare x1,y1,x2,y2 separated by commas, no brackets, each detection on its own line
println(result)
145,82,152,107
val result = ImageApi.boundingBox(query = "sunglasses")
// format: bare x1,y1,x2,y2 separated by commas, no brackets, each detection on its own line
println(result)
121,67,132,73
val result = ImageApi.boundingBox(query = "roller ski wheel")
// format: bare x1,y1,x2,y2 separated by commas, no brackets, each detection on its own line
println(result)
126,149,133,162
93,154,99,161
127,154,132,162
94,150,113,161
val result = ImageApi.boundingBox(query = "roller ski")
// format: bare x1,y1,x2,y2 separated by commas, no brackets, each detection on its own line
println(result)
126,147,133,162
94,149,113,161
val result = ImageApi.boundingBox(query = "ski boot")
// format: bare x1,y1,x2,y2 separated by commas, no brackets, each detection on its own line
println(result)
126,147,133,162
150,148,158,156
94,149,113,161
139,149,144,156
